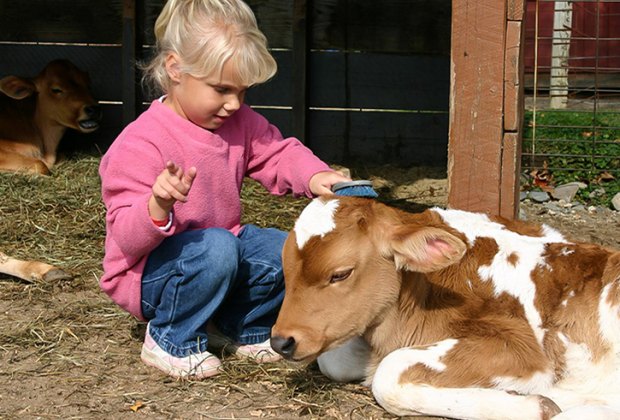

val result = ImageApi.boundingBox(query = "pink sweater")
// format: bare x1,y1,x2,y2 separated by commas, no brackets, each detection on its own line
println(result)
99,100,331,320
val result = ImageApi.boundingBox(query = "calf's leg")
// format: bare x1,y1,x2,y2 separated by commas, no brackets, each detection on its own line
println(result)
0,252,71,282
371,338,562,420
0,141,50,175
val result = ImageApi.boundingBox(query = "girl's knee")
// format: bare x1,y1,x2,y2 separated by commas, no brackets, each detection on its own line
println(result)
177,228,240,278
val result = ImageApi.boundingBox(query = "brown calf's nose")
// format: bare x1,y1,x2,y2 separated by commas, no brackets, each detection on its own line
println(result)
270,335,297,359
84,105,102,121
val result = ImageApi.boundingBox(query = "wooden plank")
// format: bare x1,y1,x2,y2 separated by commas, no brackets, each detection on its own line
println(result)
309,111,448,165
142,0,451,54
312,0,451,55
0,1,123,43
122,0,138,125
507,0,526,21
448,0,507,215
292,0,309,144
245,51,293,106
504,21,523,132
310,53,449,111
499,132,521,219
251,51,450,111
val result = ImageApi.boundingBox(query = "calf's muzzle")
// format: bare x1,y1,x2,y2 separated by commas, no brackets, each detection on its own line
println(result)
270,335,297,359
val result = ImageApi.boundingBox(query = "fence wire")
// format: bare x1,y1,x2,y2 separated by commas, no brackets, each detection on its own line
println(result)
522,0,620,190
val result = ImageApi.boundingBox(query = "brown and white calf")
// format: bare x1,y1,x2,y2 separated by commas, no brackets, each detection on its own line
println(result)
271,196,620,420
0,59,101,175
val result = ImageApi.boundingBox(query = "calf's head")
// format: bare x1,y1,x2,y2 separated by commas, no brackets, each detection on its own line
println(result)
0,59,101,133
271,196,466,362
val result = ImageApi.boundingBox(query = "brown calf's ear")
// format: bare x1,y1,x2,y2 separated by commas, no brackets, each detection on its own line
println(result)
389,226,467,273
0,76,37,99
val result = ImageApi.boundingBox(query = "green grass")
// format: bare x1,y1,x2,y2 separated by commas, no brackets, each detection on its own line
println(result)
522,110,620,207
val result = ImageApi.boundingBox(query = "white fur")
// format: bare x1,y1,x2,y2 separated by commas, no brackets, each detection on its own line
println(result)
434,208,570,345
294,198,339,249
372,339,544,419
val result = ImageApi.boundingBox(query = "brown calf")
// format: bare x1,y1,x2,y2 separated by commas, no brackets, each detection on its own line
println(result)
0,59,101,175
271,196,620,420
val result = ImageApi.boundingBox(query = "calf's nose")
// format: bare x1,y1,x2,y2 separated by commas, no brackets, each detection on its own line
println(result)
270,335,297,359
84,104,102,120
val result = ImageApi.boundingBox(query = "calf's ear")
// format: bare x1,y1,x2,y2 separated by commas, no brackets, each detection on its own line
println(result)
0,76,36,99
389,226,466,272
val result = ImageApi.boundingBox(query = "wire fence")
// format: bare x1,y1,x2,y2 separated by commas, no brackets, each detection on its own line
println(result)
522,0,620,196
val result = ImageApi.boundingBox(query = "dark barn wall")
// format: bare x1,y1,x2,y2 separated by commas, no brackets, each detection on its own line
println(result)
0,0,451,167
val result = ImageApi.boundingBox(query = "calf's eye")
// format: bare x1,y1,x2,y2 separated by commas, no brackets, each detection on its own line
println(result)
330,269,353,284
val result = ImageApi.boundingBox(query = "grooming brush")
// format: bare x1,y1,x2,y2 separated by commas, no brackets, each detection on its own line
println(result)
331,180,379,198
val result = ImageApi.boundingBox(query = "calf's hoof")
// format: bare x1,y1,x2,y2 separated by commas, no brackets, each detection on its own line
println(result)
42,268,73,282
538,395,562,419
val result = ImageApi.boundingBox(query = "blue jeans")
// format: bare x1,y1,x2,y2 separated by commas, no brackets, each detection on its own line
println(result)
141,224,287,357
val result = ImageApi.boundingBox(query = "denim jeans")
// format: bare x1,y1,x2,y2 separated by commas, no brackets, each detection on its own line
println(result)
141,224,287,357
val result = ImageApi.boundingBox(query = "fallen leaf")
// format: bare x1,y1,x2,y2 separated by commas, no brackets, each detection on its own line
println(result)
130,401,145,412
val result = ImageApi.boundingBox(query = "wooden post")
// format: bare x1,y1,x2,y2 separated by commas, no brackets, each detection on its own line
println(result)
292,0,309,144
448,0,525,219
550,1,573,109
122,0,137,126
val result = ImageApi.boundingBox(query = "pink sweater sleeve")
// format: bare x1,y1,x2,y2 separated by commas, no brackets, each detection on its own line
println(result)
243,109,332,197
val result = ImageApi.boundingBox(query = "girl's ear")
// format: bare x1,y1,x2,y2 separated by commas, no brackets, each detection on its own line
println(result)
165,53,182,83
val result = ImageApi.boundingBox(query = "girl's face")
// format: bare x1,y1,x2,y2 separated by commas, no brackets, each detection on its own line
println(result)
164,55,247,130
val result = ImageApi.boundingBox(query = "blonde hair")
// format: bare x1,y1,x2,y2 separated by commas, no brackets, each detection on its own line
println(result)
141,0,277,96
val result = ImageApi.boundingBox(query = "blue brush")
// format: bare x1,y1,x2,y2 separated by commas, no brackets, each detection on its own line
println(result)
331,180,378,198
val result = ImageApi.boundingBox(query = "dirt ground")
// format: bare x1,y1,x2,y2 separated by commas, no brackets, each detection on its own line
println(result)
0,160,618,420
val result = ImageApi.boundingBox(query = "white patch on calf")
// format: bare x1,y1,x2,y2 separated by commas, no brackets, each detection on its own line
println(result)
492,370,555,395
372,339,457,389
294,198,339,249
547,330,620,410
599,284,620,350
433,208,569,345
372,338,545,419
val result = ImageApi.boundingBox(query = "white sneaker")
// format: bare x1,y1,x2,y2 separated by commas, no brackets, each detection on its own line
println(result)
208,331,282,363
141,327,222,379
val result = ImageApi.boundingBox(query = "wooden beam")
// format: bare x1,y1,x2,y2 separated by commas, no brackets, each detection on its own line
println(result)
448,0,507,216
122,0,137,126
292,0,309,144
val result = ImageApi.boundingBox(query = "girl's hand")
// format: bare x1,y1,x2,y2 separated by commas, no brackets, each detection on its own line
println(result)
149,161,197,220
309,170,352,196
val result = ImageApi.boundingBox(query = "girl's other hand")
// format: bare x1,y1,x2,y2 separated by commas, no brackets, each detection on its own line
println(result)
149,161,197,219
309,170,351,196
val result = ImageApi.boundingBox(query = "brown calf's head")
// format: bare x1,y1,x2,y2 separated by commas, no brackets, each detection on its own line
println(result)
271,196,466,362
0,59,101,133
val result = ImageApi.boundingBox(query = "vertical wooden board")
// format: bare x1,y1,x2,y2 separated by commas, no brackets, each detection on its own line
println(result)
245,51,293,106
507,0,525,21
448,0,506,215
499,132,521,219
249,108,293,139
504,21,523,132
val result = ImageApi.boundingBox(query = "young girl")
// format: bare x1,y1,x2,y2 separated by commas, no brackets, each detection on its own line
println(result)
99,0,350,379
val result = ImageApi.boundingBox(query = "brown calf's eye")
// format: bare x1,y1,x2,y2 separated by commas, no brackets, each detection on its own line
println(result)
330,269,353,284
